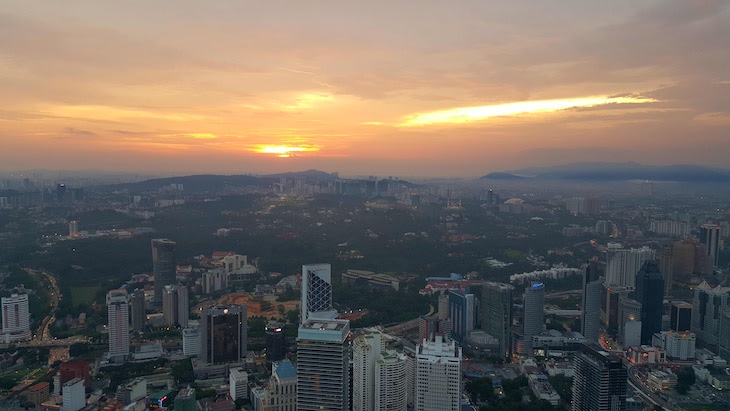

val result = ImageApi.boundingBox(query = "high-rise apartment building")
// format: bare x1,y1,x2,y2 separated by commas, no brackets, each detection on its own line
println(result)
701,224,721,268
107,289,129,361
634,261,664,345
571,344,627,411
481,281,513,357
130,289,146,332
1,293,31,343
582,261,603,343
353,332,383,411
670,301,692,332
415,335,462,411
162,284,189,328
152,238,176,306
605,244,655,288
448,289,476,343
301,263,333,323
523,282,545,355
297,318,351,411
200,304,247,365
375,350,407,411
691,281,730,350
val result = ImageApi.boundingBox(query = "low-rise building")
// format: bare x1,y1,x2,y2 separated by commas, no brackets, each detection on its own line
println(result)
116,378,146,405
627,345,666,364
652,331,696,360
647,371,677,391
527,373,561,406
23,382,50,406
229,368,249,400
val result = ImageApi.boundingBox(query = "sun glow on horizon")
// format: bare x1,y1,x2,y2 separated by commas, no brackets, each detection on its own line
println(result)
400,95,657,126
251,144,320,158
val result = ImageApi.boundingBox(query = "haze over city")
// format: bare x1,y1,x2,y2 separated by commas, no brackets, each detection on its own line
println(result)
1,0,729,177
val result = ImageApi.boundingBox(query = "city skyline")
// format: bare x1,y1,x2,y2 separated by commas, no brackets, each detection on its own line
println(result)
1,1,729,177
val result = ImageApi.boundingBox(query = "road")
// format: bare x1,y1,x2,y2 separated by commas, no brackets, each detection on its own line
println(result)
27,268,61,343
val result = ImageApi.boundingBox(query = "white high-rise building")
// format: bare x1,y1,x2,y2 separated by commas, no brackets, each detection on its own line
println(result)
375,350,408,411
182,327,201,357
353,332,383,411
415,335,462,411
297,318,350,411
230,368,249,400
162,284,189,328
301,263,333,323
62,378,85,411
1,293,31,343
605,244,655,287
107,289,129,361
691,281,730,349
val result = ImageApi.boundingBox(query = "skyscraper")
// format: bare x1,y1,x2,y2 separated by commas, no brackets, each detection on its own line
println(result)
617,298,641,347
200,304,247,365
301,263,333,323
670,301,692,332
701,224,721,268
265,321,286,362
605,244,655,288
571,344,627,411
297,318,351,411
130,289,146,332
152,239,176,306
1,293,31,343
415,335,462,411
582,261,603,343
353,332,383,411
523,282,545,355
162,284,189,328
107,289,130,361
375,351,407,411
691,281,730,350
448,289,476,343
659,244,673,294
634,261,664,345
481,281,513,357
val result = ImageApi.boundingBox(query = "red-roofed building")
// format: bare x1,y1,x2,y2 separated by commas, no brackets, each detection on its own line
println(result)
212,251,235,260
23,382,50,405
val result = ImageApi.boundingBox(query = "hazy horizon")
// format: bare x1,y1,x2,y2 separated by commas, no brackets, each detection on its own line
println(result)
2,1,729,177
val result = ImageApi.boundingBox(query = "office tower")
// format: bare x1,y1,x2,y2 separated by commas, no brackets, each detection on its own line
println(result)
301,263,333,323
353,332,383,411
162,284,189,328
701,224,721,268
230,368,249,400
107,289,129,361
415,335,462,411
634,261,664,345
718,307,730,361
437,293,449,320
201,269,227,294
605,244,655,288
297,318,351,411
152,238,176,306
182,327,201,357
481,282,514,357
582,261,603,343
1,293,31,343
266,321,286,362
257,359,298,411
59,360,90,387
618,298,642,347
68,220,78,238
200,304,248,365
523,282,545,355
62,378,85,411
600,284,632,334
659,244,673,294
670,301,692,332
375,351,408,411
448,289,476,343
130,289,146,332
572,344,627,411
691,281,730,350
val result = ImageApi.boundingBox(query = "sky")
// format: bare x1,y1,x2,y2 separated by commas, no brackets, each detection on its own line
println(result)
1,1,729,177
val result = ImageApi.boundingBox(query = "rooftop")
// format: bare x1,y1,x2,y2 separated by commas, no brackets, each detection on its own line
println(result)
274,360,297,379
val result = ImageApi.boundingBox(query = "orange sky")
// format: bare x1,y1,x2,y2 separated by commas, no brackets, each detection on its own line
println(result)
1,1,729,177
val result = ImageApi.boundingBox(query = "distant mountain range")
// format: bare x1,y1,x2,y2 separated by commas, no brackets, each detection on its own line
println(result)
481,162,730,182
